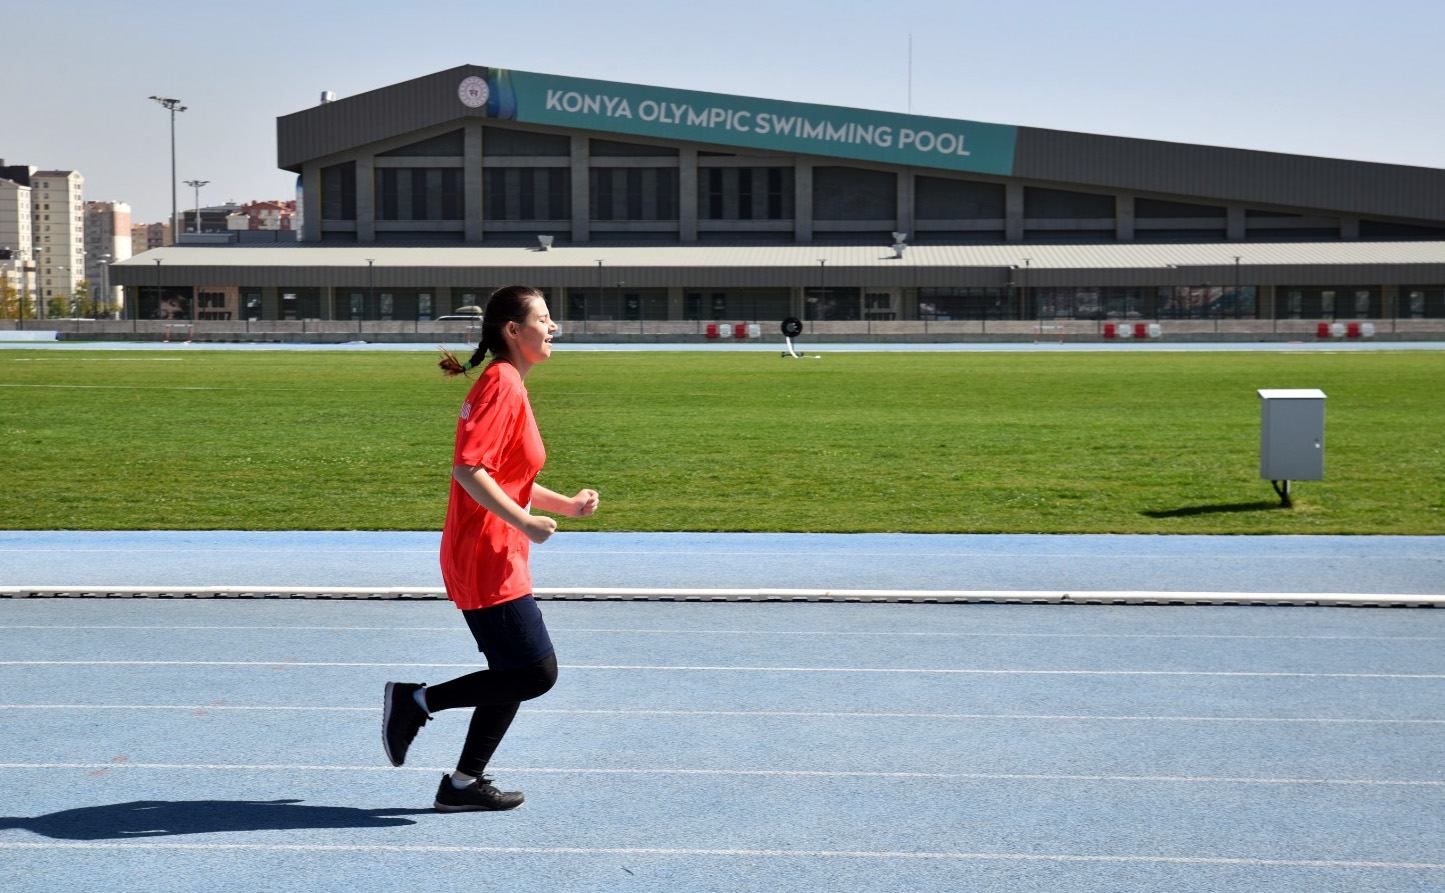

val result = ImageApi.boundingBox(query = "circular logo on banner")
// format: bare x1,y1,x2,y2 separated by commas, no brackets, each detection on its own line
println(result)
458,76,489,109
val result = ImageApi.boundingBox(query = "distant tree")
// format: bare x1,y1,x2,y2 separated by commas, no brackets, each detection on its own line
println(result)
0,279,18,319
73,282,96,318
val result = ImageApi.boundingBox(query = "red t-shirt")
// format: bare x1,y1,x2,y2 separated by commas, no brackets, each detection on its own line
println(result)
439,362,546,610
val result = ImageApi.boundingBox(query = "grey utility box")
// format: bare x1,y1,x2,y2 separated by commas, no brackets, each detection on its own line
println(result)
1259,389,1326,504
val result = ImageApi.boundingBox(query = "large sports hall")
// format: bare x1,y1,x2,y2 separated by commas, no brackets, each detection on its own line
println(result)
111,64,1445,331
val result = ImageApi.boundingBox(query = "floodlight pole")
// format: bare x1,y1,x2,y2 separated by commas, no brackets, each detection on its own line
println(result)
184,179,210,234
149,96,186,240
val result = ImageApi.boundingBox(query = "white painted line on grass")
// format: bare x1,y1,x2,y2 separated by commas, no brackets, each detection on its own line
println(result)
0,840,1436,870
1,660,1442,678
0,841,1439,870
2,762,1441,788
2,704,1440,724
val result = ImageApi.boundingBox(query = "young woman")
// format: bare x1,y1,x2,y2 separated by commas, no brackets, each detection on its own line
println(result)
383,285,598,812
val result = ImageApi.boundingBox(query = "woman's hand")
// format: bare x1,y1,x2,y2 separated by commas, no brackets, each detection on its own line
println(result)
571,489,600,518
522,514,558,544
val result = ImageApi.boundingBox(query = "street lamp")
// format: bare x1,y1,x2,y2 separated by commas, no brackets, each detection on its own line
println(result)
816,259,826,334
0,246,11,321
592,259,604,335
1233,255,1243,323
97,253,112,319
153,257,162,323
149,96,186,239
184,179,210,234
365,258,374,335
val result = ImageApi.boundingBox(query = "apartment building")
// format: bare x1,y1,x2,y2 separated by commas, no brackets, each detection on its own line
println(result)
31,170,84,311
84,201,133,312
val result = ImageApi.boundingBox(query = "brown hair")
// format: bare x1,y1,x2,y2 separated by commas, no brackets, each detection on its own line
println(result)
438,285,546,377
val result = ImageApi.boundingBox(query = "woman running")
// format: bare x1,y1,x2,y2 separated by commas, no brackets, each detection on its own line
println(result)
383,285,598,812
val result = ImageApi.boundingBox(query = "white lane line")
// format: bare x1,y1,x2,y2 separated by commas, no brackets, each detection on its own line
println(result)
0,840,1436,869
0,841,1438,869
1,660,1440,678
1,704,1439,724
1,763,1441,788
3,624,1441,642
3,586,1440,606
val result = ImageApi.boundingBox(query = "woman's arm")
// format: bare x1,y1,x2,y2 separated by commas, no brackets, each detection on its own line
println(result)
531,484,600,519
452,465,557,544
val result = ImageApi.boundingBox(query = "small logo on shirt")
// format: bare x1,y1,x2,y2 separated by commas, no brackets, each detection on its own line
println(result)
460,402,472,420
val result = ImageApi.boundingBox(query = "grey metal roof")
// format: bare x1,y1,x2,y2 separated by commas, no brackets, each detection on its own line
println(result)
276,66,1445,224
112,241,1445,290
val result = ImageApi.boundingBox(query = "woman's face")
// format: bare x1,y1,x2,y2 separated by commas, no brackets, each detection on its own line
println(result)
508,299,558,367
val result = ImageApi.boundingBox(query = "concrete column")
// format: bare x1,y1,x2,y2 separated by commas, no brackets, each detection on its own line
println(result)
896,171,914,238
356,156,375,242
1005,183,1024,242
571,135,590,243
1227,205,1246,241
1381,283,1398,319
667,286,685,320
679,147,698,242
301,164,322,242
1116,194,1135,241
794,160,813,241
465,124,484,242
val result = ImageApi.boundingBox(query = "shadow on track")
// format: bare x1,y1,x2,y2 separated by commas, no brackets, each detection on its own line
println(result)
1,800,431,840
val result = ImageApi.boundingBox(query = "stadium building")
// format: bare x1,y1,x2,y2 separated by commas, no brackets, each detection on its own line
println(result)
109,65,1445,336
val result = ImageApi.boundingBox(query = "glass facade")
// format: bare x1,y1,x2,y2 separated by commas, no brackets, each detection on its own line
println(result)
1275,286,1380,320
1403,287,1445,318
375,169,463,220
320,162,356,221
590,169,679,221
485,168,570,220
917,287,1016,320
566,287,669,321
699,167,794,220
1158,286,1257,319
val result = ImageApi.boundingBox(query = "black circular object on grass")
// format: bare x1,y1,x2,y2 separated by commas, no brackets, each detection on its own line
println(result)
781,317,803,338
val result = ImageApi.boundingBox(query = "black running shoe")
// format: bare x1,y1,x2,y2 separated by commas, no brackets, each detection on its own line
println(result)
433,774,525,812
382,681,429,767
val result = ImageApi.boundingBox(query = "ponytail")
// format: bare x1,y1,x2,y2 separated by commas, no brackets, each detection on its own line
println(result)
438,285,546,377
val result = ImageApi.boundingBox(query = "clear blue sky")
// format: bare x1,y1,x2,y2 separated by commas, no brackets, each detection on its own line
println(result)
6,0,1440,224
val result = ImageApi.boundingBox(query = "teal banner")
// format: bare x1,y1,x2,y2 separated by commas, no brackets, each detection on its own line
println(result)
485,69,1016,176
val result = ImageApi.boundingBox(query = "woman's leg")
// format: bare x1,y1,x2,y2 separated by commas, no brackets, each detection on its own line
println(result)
425,654,558,777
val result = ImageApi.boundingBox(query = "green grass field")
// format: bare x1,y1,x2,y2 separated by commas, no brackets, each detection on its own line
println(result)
2,348,1441,533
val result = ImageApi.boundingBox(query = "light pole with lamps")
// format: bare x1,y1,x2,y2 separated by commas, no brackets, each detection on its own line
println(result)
184,179,210,235
815,259,826,335
364,258,374,336
96,253,112,319
0,246,11,321
149,96,187,240
1233,255,1242,324
153,257,162,325
592,259,604,334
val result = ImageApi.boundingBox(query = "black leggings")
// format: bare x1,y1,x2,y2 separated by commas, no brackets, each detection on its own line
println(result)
423,653,558,777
